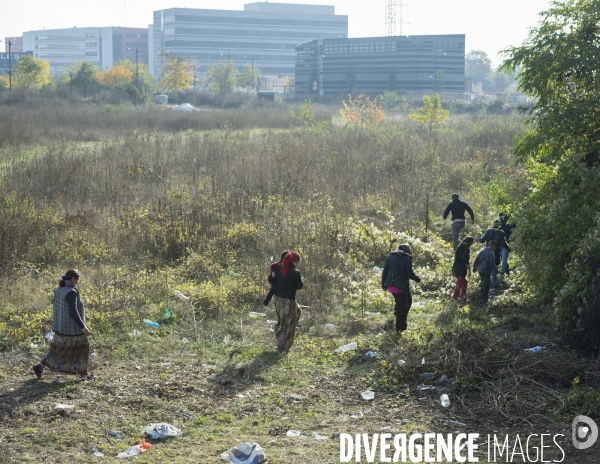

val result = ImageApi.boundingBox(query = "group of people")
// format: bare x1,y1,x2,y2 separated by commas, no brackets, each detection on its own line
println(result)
32,195,513,378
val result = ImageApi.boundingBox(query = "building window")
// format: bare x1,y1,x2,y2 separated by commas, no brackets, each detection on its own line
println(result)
85,51,98,56
85,42,98,48
85,33,97,39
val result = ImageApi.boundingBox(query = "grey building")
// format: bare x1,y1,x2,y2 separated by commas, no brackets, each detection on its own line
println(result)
151,2,348,79
296,35,465,96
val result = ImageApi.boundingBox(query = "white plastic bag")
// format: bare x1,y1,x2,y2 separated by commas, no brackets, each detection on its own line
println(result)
143,423,182,439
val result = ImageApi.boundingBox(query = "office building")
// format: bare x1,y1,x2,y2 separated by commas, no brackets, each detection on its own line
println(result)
22,27,148,78
4,37,24,53
296,35,465,95
151,2,348,79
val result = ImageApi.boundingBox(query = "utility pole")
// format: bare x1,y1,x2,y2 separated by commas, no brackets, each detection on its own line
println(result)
8,40,12,92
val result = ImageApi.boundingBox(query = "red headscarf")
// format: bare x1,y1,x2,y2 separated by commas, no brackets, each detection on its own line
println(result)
280,251,301,276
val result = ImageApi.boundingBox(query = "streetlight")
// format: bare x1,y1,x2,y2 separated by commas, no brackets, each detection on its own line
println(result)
127,47,139,86
65,72,73,91
433,52,446,93
0,39,13,92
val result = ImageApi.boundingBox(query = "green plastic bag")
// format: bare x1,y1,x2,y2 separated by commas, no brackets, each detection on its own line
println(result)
162,308,175,320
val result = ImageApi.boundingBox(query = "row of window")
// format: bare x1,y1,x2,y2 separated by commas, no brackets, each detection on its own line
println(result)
168,27,345,40
85,33,97,38
125,42,148,49
168,15,347,29
322,42,397,55
35,36,85,42
164,40,297,51
86,42,98,48
35,44,81,50
126,33,148,39
85,52,98,56
157,52,296,63
37,53,85,58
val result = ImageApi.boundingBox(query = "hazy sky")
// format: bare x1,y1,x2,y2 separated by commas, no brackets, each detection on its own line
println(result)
2,0,551,66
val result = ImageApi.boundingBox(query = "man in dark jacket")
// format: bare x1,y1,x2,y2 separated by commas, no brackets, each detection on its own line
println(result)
473,241,497,304
382,243,421,333
498,213,515,275
443,193,475,251
478,219,510,287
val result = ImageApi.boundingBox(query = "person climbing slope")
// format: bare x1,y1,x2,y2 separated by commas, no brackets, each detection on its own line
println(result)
443,193,475,250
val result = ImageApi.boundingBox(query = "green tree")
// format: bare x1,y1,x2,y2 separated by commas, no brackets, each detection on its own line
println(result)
290,99,331,132
13,55,52,89
159,51,193,92
387,69,397,92
346,64,357,94
500,0,600,346
61,62,100,95
466,49,493,90
378,91,405,110
204,61,238,94
235,63,259,88
408,93,449,134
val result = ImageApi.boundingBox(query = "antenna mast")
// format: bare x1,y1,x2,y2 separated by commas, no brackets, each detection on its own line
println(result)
385,0,405,37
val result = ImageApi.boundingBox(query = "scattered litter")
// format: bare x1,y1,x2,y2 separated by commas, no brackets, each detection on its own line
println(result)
286,430,302,438
44,331,55,342
313,432,329,441
349,414,359,419
422,358,426,364
382,426,391,430
365,351,382,359
361,391,375,401
143,423,182,440
363,409,371,414
448,420,467,427
202,364,216,369
219,442,266,464
422,372,435,379
160,362,171,367
116,439,152,458
335,342,357,353
412,303,423,309
372,266,382,274
143,319,160,328
365,311,381,316
514,266,526,272
491,317,501,324
29,343,38,349
397,360,406,366
171,103,196,112
417,384,438,391
440,394,451,407
54,403,75,410
183,413,193,420
129,330,141,336
135,366,141,370
323,324,336,329
92,448,104,457
401,419,410,425
162,308,175,320
437,374,448,384
289,394,304,401
90,353,97,360
174,290,189,301
249,312,267,318
267,320,277,324
524,346,543,353
109,430,123,439
458,441,468,452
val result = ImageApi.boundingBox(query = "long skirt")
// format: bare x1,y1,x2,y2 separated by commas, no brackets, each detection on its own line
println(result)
42,333,89,375
274,297,301,352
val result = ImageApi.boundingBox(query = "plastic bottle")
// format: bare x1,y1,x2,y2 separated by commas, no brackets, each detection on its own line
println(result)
174,290,189,301
109,430,122,439
143,319,160,328
440,394,451,407
335,342,358,352
524,346,543,353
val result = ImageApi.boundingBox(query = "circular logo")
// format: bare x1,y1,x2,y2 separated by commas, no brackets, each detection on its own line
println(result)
572,416,598,450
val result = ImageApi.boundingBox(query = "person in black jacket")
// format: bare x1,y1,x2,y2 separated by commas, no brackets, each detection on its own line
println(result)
443,193,475,251
382,243,421,333
268,251,303,352
452,236,473,303
478,220,510,287
498,213,515,275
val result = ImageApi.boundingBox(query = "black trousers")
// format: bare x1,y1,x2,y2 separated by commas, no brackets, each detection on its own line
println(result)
392,291,413,332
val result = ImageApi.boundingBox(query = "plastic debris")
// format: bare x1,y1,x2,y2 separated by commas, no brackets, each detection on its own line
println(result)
323,324,336,329
92,448,104,457
361,391,375,401
349,414,359,419
365,351,383,359
438,374,448,384
219,442,266,464
174,290,190,301
412,303,423,309
417,384,437,391
422,372,435,379
44,331,55,342
160,362,171,367
109,430,123,439
171,103,196,112
524,346,543,353
249,312,267,318
162,308,175,320
143,423,182,440
89,353,97,361
401,419,410,425
54,403,75,410
116,439,152,458
313,432,329,440
29,343,38,349
335,342,357,353
289,394,304,401
129,329,141,336
286,430,302,438
440,394,451,407
143,319,160,328
267,320,277,324
183,413,193,420
448,420,467,427
365,311,381,316
397,359,406,366
372,266,382,274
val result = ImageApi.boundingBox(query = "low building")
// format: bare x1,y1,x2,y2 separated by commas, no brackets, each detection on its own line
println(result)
22,27,148,78
296,34,465,96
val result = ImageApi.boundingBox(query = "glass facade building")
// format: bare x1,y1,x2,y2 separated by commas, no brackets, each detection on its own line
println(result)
296,35,466,95
151,2,347,78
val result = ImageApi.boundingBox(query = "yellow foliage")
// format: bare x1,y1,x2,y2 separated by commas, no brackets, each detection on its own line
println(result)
98,65,133,87
408,93,450,134
159,51,194,91
340,93,385,129
13,55,52,89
